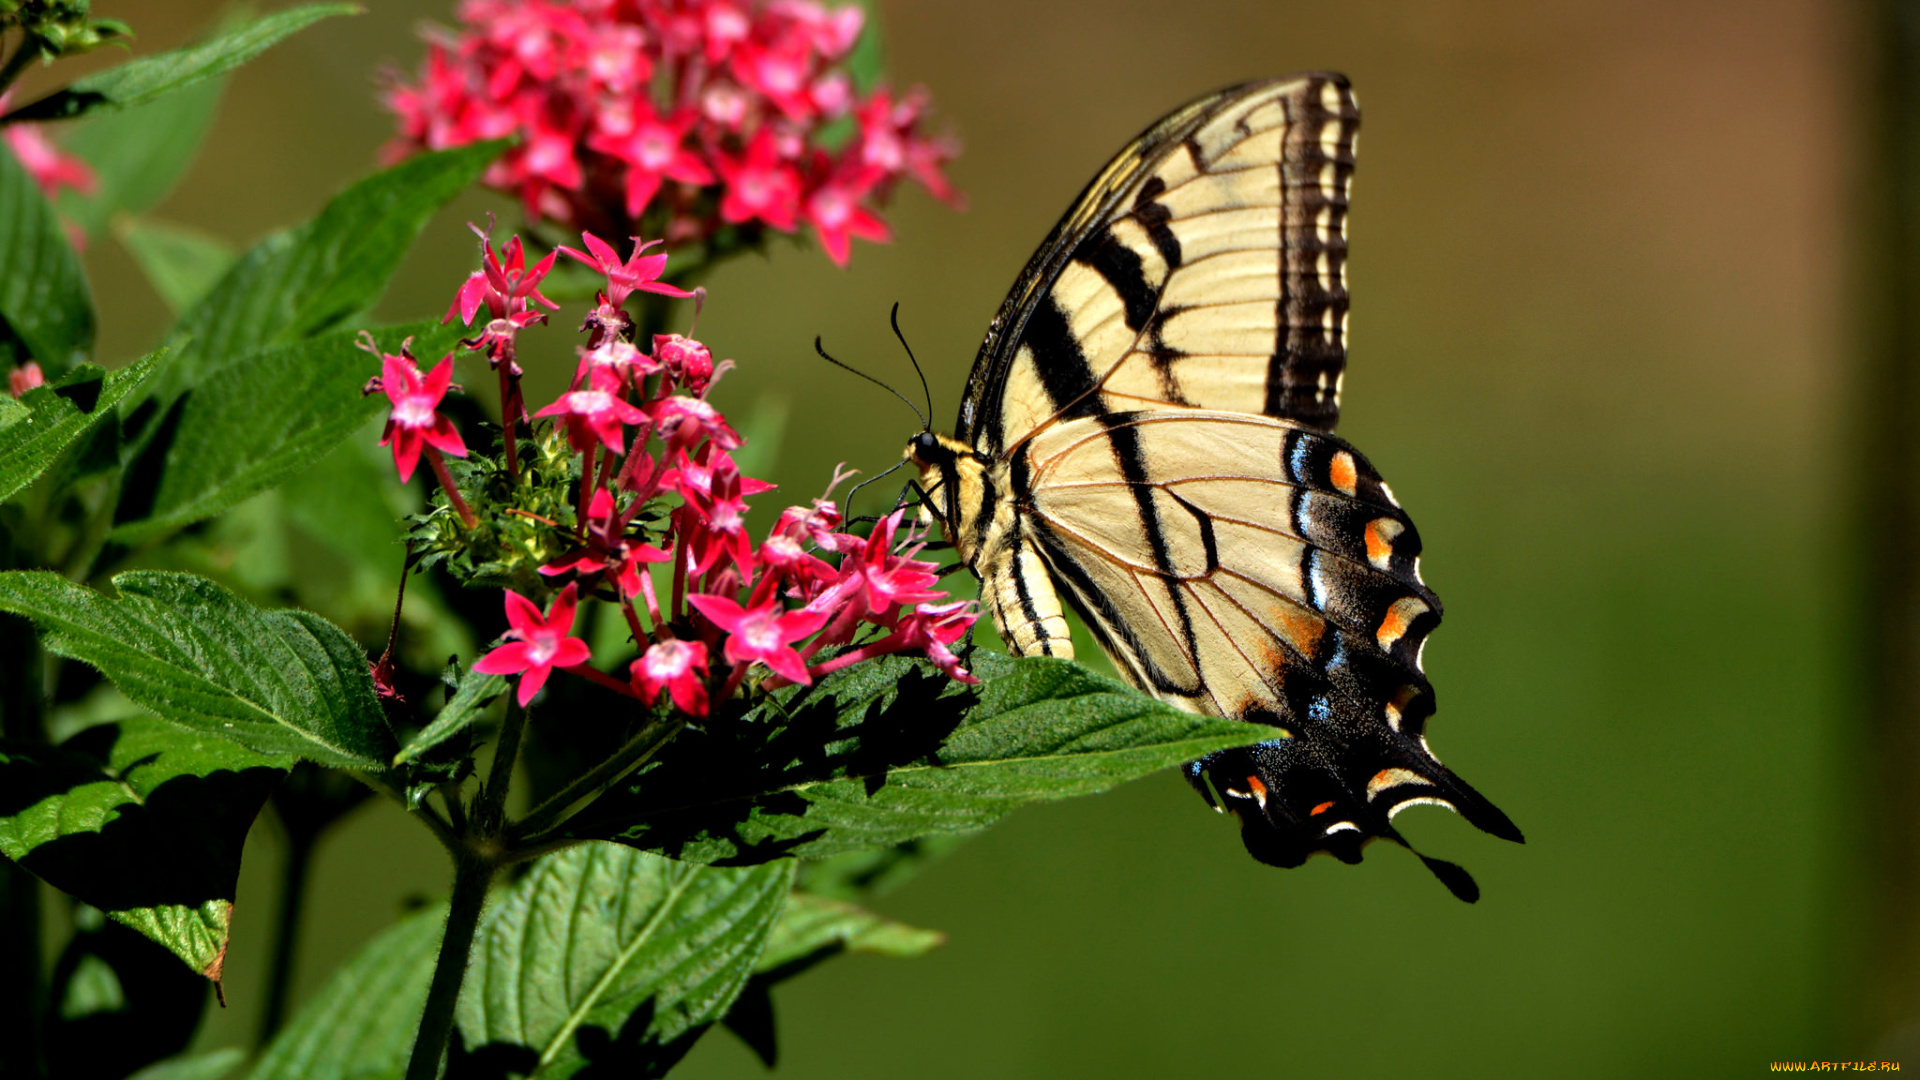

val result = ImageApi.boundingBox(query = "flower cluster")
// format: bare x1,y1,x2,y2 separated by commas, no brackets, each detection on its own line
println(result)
381,0,961,266
382,226,978,716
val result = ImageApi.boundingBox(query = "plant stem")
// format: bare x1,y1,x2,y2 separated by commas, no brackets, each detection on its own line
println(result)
402,850,493,1080
0,617,47,1079
427,448,478,529
508,712,688,844
402,700,529,1078
475,698,529,835
0,37,39,99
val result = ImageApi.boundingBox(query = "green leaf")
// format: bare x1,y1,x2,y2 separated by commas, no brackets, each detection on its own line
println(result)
721,889,942,1068
129,1048,245,1080
395,663,504,767
756,890,942,974
111,318,467,545
57,77,226,239
146,140,506,403
0,570,396,768
0,133,95,372
561,652,1269,862
246,904,443,1080
2,5,361,123
0,350,162,505
0,715,287,977
117,218,238,315
455,843,794,1078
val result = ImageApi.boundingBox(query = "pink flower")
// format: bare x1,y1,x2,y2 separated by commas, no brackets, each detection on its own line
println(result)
8,362,45,398
896,599,979,684
446,227,561,325
381,0,961,267
587,106,715,218
541,486,670,597
558,231,695,307
2,118,96,201
651,395,743,453
688,593,830,684
653,334,716,394
716,131,802,231
803,165,890,266
472,585,594,706
535,365,647,453
375,350,467,483
631,638,710,715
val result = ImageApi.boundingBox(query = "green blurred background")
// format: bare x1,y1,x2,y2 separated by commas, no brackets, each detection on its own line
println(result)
19,0,1861,1074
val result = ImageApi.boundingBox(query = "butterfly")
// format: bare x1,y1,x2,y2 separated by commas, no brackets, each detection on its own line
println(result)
904,73,1523,901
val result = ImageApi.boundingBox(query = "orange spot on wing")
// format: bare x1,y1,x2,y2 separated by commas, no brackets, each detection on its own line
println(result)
1376,596,1429,650
1364,517,1403,568
1269,604,1326,659
1247,776,1268,800
1329,450,1358,495
1310,800,1336,816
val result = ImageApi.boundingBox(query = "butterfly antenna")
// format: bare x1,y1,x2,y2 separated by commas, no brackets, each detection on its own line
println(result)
890,302,935,432
815,336,928,430
844,457,909,515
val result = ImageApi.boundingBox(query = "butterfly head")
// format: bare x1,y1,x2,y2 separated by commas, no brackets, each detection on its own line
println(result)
904,430,992,558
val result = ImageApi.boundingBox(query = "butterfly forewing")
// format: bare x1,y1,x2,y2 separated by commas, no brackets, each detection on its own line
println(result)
958,74,1357,457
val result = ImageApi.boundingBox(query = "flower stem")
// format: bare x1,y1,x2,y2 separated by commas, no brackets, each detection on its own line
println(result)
578,442,598,532
401,849,493,1080
426,447,479,529
498,365,521,480
402,698,529,1079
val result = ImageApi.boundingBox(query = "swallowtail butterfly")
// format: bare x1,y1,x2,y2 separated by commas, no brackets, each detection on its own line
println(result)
905,74,1523,901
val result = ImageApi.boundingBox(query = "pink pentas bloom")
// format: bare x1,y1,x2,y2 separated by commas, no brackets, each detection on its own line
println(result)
2,116,97,201
653,334,715,395
631,638,710,716
7,362,45,399
651,395,742,454
803,163,890,266
375,350,468,482
382,0,961,267
541,487,670,598
574,338,658,389
558,232,695,307
896,599,979,684
587,106,715,218
716,130,802,231
535,365,647,453
447,226,562,325
472,584,594,706
688,593,830,684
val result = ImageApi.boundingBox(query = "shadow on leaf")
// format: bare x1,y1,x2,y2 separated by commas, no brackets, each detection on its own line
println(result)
568,659,974,864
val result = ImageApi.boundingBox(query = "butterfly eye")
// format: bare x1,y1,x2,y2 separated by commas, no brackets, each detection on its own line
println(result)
911,432,941,459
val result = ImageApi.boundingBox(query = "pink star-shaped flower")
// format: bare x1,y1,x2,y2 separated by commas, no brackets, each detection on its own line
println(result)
803,166,890,267
716,131,802,231
471,585,594,706
377,351,467,483
587,106,715,218
557,231,695,307
535,366,647,453
687,594,830,684
541,487,669,598
631,638,710,716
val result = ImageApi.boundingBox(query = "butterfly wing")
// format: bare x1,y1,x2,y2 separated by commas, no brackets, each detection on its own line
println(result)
1019,410,1522,896
958,74,1358,457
